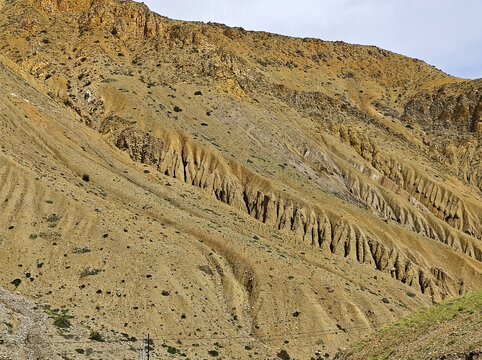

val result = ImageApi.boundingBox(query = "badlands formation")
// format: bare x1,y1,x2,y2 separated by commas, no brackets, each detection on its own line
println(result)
0,0,480,358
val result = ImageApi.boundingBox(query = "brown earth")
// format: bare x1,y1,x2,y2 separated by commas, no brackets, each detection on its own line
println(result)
0,0,480,359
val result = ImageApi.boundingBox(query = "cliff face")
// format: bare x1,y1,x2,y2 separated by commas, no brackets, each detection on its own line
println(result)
0,0,480,359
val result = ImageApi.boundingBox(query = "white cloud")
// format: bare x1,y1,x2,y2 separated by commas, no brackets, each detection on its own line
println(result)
144,0,482,79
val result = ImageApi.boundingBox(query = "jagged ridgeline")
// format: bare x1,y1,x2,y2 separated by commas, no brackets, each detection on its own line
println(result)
0,0,480,358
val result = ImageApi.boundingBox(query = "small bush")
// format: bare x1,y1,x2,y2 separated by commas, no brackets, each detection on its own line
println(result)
194,91,202,96
46,214,60,223
167,346,178,354
197,265,214,276
161,290,170,296
53,314,72,329
208,349,219,357
11,278,21,288
381,298,390,304
173,106,182,112
73,246,91,254
277,350,290,360
406,291,416,298
80,267,101,278
75,349,85,354
89,331,104,342
293,311,301,317
82,174,90,182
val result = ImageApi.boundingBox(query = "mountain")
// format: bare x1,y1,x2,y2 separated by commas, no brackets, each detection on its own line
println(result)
336,290,481,360
0,0,480,358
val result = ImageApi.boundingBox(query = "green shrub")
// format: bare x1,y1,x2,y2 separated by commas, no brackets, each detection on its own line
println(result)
197,265,214,276
73,246,91,254
53,314,72,329
80,267,101,278
82,174,90,182
173,106,182,112
167,346,178,354
46,214,60,222
89,331,104,342
11,278,21,288
208,350,219,357
406,291,416,298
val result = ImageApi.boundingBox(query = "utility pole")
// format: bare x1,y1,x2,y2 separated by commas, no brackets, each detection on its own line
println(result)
147,333,150,360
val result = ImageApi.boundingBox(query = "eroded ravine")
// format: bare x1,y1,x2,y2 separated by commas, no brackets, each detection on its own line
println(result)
108,122,480,300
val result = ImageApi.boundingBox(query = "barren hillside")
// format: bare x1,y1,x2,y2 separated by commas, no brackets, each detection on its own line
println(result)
336,290,482,360
0,0,480,359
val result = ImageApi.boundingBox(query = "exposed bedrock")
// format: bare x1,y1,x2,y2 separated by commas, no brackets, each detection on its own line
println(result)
112,124,478,300
329,125,482,241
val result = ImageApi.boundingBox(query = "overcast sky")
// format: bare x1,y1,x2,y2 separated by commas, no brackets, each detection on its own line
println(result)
143,0,481,79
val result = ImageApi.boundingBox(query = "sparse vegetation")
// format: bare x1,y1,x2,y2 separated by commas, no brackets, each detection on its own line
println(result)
89,330,104,342
80,267,101,278
208,349,219,357
341,290,482,359
46,214,61,223
197,265,214,276
73,246,91,254
0,3,481,359
167,346,178,354
53,314,73,329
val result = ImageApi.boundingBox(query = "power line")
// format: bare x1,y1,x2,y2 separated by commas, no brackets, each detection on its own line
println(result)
35,319,391,346
145,321,391,344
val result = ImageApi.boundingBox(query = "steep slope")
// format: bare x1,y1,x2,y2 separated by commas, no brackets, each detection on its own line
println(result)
336,290,482,360
0,0,480,358
0,287,136,359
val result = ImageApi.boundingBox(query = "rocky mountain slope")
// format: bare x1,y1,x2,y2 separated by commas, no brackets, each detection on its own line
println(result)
0,0,480,358
336,290,482,360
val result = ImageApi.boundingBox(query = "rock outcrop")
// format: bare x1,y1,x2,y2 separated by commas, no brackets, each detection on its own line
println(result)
111,120,480,300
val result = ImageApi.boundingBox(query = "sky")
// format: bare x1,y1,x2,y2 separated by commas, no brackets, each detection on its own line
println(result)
143,0,482,79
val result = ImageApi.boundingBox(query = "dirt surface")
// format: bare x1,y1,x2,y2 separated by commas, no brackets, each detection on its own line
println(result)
0,0,480,358
336,290,482,360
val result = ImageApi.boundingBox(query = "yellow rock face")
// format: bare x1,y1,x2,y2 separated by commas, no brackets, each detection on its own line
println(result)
0,0,480,359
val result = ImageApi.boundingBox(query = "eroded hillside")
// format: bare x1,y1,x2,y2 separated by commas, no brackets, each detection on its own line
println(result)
336,290,482,360
0,0,480,358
